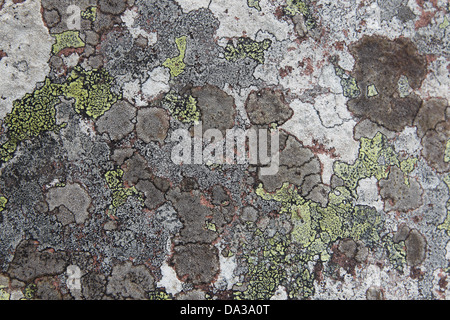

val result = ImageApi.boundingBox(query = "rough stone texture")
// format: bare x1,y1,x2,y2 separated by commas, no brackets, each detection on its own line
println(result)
0,0,449,303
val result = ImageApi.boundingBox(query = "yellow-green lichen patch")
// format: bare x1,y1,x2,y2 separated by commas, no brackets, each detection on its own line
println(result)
0,78,65,162
105,168,142,216
439,16,449,29
51,30,85,55
149,289,172,300
445,139,450,163
234,231,291,300
400,157,418,185
81,6,97,21
204,221,217,232
285,0,316,29
256,183,383,254
0,287,10,300
163,36,187,78
367,84,378,97
333,132,400,191
162,92,201,124
224,38,272,64
384,236,407,272
60,66,121,120
247,0,261,11
23,283,37,300
331,56,361,99
0,196,7,213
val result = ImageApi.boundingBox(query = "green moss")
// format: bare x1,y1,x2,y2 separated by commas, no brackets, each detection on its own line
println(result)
224,38,272,64
162,92,201,124
81,6,97,22
163,36,187,78
247,0,261,11
285,0,316,29
105,169,141,216
51,30,85,55
60,66,121,119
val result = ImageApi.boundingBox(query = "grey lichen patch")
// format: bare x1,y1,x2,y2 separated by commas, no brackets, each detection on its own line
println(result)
45,183,92,224
123,153,152,185
258,134,318,192
96,100,136,141
135,179,165,210
106,261,155,300
379,166,423,212
0,0,449,302
167,188,218,244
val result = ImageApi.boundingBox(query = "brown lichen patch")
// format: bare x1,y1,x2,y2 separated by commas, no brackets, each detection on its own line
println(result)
245,88,293,126
191,84,236,135
348,35,427,132
7,240,69,282
421,120,450,173
171,243,219,286
330,243,358,276
414,98,448,138
405,229,427,267
410,266,425,280
279,65,293,78
136,107,170,145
